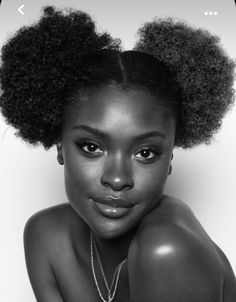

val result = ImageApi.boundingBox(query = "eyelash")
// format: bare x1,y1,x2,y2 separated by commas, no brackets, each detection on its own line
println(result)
76,141,161,162
77,142,103,158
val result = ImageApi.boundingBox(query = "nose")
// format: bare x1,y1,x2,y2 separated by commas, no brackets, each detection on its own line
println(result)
100,156,134,191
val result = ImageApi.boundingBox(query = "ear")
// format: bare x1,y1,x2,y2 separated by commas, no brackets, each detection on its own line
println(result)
56,142,64,165
168,153,174,175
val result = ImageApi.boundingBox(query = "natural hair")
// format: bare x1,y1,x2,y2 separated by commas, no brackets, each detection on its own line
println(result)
0,6,235,149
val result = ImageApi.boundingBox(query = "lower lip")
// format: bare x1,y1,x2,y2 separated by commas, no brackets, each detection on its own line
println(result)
91,199,133,219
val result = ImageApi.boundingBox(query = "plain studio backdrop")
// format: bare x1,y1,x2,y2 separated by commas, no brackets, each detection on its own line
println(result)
0,0,235,301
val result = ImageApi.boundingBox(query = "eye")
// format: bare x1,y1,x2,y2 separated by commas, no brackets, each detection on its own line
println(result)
135,148,158,161
77,141,103,157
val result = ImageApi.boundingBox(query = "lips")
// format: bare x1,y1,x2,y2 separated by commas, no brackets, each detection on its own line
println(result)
91,196,135,208
90,196,136,219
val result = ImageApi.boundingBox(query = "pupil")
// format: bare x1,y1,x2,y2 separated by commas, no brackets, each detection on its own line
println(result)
141,150,150,157
88,144,96,151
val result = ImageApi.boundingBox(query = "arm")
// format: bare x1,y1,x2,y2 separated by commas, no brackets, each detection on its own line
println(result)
128,223,223,302
23,212,65,302
213,243,236,302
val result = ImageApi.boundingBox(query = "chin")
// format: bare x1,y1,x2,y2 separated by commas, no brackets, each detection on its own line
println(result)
91,217,141,241
92,223,125,239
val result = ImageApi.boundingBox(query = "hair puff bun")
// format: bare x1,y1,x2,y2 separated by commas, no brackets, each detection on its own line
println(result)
0,6,121,149
134,18,235,148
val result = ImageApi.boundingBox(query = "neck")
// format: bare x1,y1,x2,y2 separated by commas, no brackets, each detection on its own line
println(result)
91,225,139,267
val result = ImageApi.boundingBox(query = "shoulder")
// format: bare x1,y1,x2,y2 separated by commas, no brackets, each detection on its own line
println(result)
24,203,71,236
128,195,227,301
24,202,81,233
23,204,78,301
23,203,81,257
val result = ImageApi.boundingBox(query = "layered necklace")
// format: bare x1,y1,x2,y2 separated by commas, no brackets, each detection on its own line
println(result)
90,230,127,302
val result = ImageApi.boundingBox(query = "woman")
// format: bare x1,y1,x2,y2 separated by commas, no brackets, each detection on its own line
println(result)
0,6,236,302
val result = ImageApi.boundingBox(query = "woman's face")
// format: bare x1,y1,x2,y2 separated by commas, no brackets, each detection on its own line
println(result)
57,85,176,239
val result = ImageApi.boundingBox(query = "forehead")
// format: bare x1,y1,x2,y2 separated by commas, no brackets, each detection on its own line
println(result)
62,86,176,137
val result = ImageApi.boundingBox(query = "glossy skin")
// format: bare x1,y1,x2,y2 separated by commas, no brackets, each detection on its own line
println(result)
59,86,175,240
23,85,236,302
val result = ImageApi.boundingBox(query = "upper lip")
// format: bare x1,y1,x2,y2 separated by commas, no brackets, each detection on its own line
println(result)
91,196,136,208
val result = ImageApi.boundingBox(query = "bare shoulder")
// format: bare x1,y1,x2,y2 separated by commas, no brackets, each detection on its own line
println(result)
23,203,76,301
24,202,82,231
128,195,236,302
23,204,92,301
23,203,86,268
24,202,76,226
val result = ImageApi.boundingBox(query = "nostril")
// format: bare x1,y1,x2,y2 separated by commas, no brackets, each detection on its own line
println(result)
101,160,134,191
101,174,134,191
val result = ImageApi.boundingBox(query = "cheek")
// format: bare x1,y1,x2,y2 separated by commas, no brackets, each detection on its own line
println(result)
134,161,169,193
64,156,103,193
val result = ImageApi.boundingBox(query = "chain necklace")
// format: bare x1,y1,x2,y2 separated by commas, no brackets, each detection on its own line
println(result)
90,230,127,302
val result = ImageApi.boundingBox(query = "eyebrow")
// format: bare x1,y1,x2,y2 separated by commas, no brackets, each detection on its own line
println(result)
72,125,167,140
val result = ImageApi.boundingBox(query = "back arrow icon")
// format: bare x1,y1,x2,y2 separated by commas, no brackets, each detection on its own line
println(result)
18,4,24,15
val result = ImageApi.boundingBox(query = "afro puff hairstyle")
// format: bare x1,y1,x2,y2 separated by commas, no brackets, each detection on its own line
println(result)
0,6,121,149
133,18,235,148
0,6,235,150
